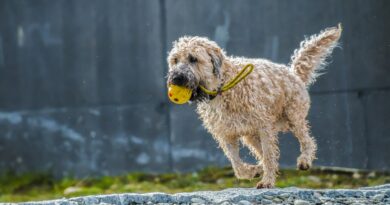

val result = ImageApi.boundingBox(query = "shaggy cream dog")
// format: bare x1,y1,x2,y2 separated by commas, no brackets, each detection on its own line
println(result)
166,25,342,188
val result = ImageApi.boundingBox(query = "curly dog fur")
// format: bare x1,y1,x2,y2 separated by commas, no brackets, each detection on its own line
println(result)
166,25,342,188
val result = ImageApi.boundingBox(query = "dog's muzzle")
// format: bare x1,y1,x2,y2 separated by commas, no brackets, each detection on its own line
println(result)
167,66,213,103
171,74,188,87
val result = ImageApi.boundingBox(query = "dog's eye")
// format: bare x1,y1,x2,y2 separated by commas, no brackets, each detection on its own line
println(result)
189,55,197,63
173,58,178,64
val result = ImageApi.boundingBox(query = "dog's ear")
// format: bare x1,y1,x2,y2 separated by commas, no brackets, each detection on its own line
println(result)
209,50,223,77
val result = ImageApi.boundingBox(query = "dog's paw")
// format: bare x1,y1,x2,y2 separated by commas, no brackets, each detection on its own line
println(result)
247,164,263,178
297,156,312,171
256,181,274,189
234,164,263,179
234,170,255,180
298,162,310,170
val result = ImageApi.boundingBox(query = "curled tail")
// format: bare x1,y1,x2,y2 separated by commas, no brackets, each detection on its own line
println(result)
290,24,342,86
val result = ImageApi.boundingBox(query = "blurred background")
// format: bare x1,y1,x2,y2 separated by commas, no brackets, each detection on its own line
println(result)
0,0,389,181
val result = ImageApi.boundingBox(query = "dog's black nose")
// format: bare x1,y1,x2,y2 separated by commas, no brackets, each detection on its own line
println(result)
172,75,188,86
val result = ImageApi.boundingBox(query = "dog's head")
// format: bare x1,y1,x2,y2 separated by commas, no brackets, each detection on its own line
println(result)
167,36,225,102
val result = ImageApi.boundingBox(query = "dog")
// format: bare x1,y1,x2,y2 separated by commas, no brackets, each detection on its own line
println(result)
166,25,342,188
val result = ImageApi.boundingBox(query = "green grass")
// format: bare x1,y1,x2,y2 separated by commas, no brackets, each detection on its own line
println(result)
1,167,389,202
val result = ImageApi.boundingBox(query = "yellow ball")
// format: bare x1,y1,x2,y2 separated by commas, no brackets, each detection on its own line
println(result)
168,84,192,104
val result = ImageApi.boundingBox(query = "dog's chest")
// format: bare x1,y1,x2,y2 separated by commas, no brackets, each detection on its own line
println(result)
196,101,260,136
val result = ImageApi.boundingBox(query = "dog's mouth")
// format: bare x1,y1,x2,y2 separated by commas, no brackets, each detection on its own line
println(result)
167,73,211,103
189,87,202,102
189,83,212,103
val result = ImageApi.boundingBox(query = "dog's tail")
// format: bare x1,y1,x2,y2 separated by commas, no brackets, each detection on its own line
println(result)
290,24,342,86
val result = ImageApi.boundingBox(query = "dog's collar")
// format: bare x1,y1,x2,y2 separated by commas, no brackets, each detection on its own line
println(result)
206,84,222,101
195,81,223,102
205,90,219,101
198,64,254,100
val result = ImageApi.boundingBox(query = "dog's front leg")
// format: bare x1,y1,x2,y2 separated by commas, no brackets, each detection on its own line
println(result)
216,137,258,179
256,128,280,188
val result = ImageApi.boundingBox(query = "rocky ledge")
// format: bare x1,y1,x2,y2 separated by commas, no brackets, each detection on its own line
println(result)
7,184,390,205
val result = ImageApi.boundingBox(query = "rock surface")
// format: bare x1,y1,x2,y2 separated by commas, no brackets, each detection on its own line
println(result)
7,184,390,205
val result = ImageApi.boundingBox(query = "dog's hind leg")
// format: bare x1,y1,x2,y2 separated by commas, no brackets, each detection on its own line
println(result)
256,127,280,188
290,119,317,170
285,103,317,170
215,136,260,179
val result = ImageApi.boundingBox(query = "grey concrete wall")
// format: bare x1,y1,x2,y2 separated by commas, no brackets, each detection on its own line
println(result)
0,0,389,177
